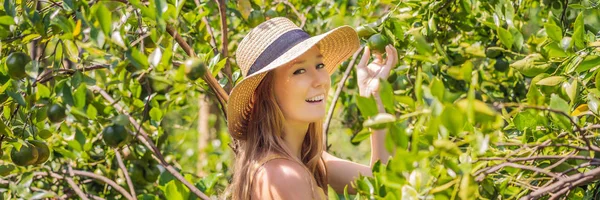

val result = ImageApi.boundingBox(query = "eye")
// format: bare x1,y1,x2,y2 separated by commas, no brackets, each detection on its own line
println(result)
293,69,306,75
316,63,325,70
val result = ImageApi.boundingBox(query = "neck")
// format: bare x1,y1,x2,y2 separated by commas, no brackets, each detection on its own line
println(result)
281,119,310,160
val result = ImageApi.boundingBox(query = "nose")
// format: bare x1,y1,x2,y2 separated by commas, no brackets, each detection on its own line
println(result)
311,69,330,89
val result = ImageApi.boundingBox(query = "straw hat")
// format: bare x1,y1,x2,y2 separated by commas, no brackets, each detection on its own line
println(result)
227,17,360,139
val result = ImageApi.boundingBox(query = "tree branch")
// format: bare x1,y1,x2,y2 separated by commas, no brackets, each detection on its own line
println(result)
495,142,591,152
33,65,108,86
115,151,136,198
194,0,219,55
522,165,600,199
91,86,211,200
166,25,229,117
64,176,89,200
477,155,600,163
323,46,364,147
273,0,306,28
214,0,232,93
0,170,135,200
68,170,134,200
495,103,600,152
475,162,561,182
560,0,569,28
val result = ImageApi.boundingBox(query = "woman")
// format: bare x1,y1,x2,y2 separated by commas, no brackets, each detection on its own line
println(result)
227,17,398,199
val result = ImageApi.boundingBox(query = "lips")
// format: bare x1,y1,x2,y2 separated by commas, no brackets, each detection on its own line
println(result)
305,94,324,103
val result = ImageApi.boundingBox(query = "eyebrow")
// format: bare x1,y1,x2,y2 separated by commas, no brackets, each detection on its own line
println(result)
293,54,324,65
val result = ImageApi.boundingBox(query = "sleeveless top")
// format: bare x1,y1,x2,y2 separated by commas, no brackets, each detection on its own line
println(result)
250,154,327,199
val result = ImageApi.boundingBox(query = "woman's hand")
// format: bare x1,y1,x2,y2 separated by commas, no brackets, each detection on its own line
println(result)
356,45,398,97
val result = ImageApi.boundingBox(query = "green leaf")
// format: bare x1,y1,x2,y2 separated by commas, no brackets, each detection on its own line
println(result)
430,77,445,101
564,80,578,103
328,185,340,200
588,93,600,115
164,180,189,200
543,42,568,59
130,0,156,19
7,91,26,106
126,48,149,70
63,40,79,62
550,94,570,113
441,105,465,134
237,0,252,20
379,79,394,112
576,56,600,72
70,107,88,119
571,12,586,50
95,3,112,36
149,107,163,121
351,129,372,143
87,105,98,120
0,80,12,94
356,96,378,117
363,113,396,130
411,33,433,56
497,27,514,49
510,53,549,77
567,4,586,9
535,76,565,86
55,147,77,160
513,110,540,131
0,120,12,136
154,0,167,18
4,0,16,17
544,23,562,42
0,16,15,25
36,84,51,99
74,84,87,109
148,48,162,68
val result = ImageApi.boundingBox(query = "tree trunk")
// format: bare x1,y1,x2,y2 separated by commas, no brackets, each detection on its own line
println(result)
196,94,210,176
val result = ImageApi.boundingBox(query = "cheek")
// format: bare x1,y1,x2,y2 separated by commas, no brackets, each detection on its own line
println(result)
321,72,331,92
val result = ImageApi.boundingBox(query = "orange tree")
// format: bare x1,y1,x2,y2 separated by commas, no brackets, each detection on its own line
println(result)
1,0,600,199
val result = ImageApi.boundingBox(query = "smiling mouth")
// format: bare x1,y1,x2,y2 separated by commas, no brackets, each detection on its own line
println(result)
305,94,324,103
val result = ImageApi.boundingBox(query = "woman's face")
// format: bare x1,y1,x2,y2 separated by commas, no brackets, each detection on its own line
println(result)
272,46,330,124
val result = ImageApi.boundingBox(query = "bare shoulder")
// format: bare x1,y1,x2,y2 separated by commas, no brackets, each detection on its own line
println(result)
252,158,314,199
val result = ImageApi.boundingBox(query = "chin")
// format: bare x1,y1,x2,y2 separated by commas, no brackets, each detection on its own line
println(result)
304,112,326,122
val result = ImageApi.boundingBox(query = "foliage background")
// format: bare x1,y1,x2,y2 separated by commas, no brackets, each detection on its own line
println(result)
0,0,600,199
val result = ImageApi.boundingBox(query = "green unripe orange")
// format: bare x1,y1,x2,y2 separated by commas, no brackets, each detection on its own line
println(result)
47,104,67,123
11,142,39,166
367,33,390,54
184,58,207,81
0,164,15,176
494,57,509,72
6,52,31,80
264,9,277,20
29,140,50,165
247,10,265,28
144,165,160,182
102,124,131,148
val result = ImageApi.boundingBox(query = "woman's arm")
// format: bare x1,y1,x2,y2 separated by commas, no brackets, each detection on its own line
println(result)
356,44,397,166
325,45,398,193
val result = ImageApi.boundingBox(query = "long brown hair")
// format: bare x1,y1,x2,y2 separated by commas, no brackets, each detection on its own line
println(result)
228,72,327,199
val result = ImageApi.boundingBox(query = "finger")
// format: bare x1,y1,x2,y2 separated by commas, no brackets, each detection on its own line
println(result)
357,46,371,71
391,45,399,65
374,53,384,65
384,45,396,67
380,46,395,77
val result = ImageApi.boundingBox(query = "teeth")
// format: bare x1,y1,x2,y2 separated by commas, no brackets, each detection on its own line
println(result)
306,94,324,102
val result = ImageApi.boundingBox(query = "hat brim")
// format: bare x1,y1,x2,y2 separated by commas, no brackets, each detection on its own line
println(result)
227,25,360,137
